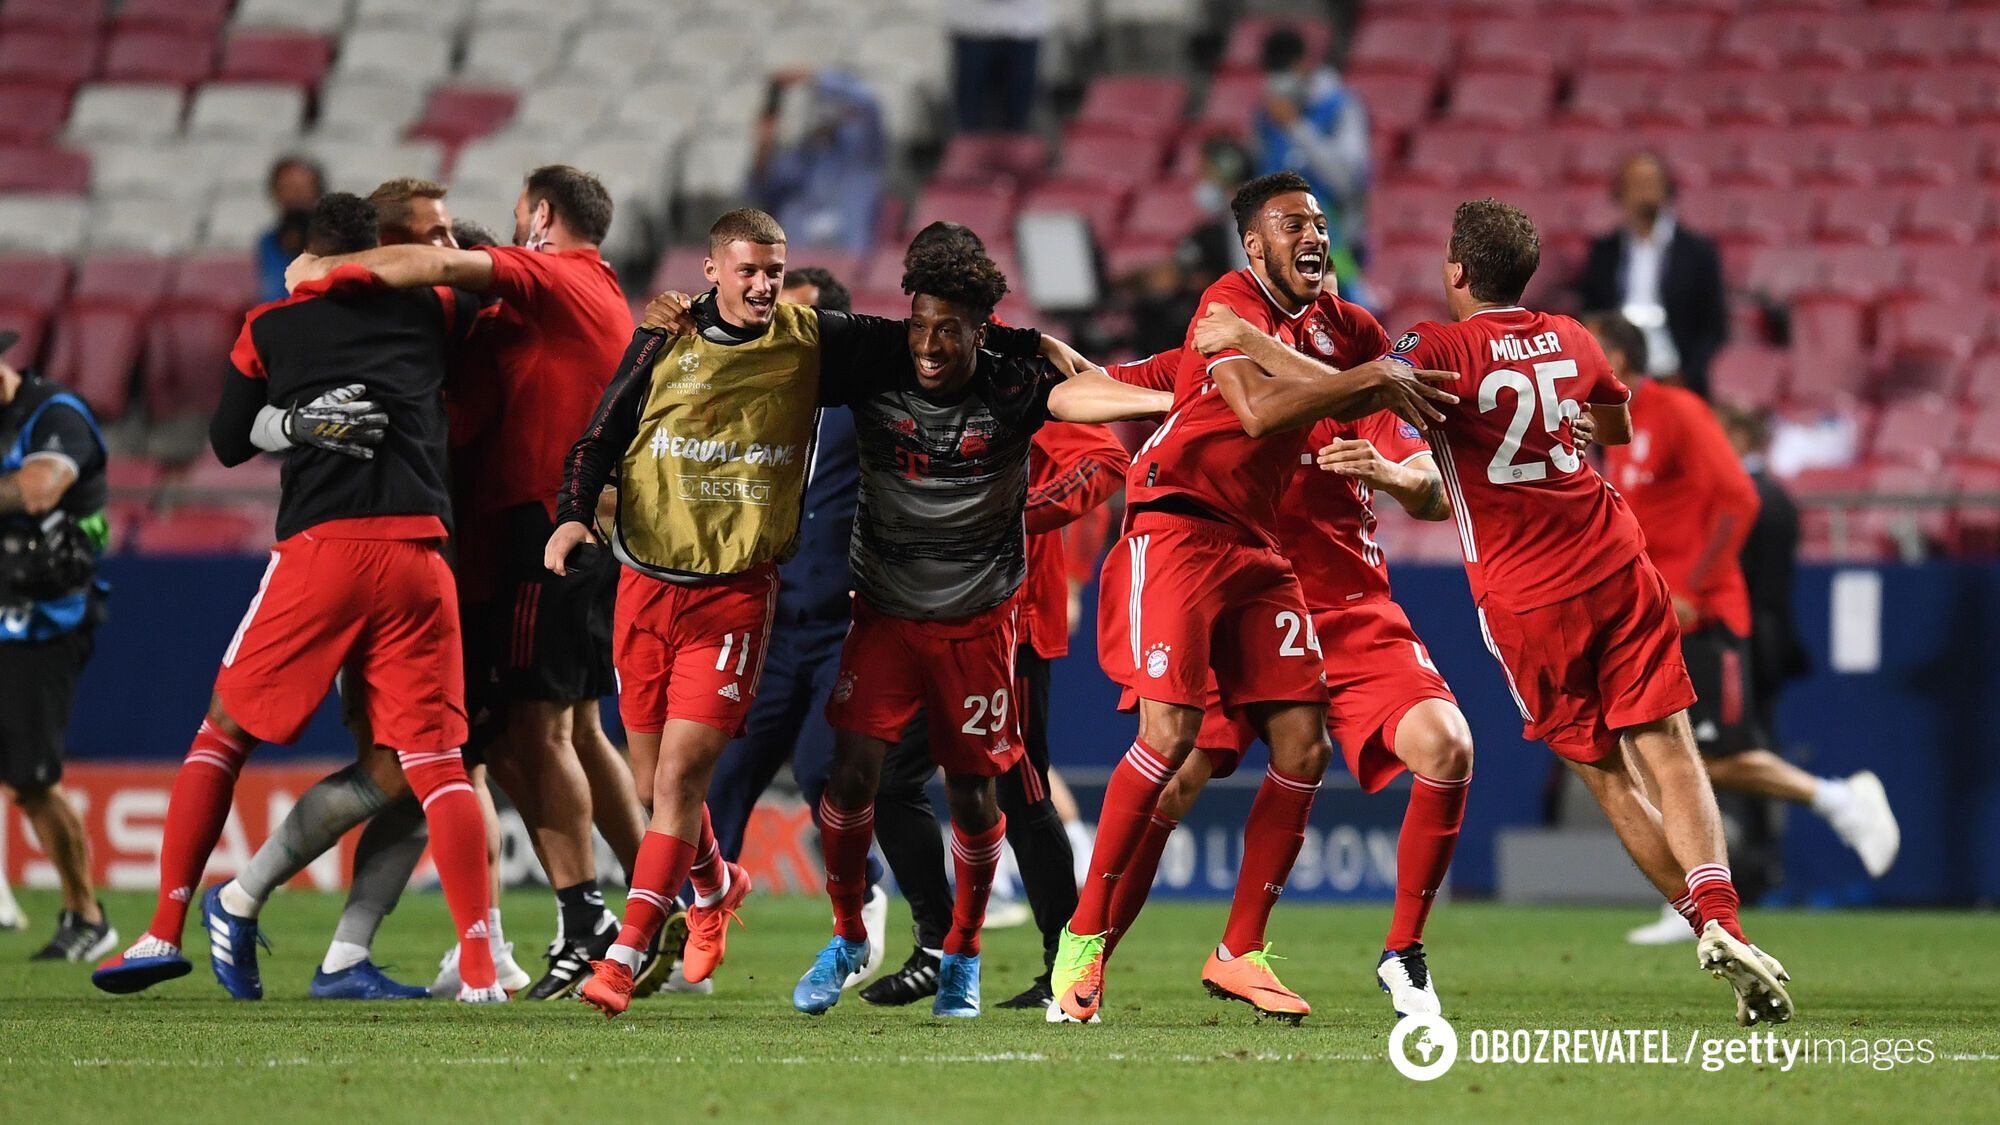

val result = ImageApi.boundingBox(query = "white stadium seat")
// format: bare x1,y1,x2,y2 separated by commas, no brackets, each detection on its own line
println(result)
0,196,89,255
333,28,454,85
473,0,582,32
436,186,521,242
511,81,616,141
559,27,657,86
762,21,858,73
64,85,184,144
676,133,754,200
604,81,704,141
88,197,201,256
185,83,309,141
459,26,564,85
197,188,274,251
87,143,208,201
232,0,355,35
189,138,287,196
306,138,446,194
313,77,428,142
351,0,473,34
850,25,952,91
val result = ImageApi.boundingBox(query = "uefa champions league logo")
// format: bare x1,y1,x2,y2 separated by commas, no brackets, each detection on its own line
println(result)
1389,1013,1459,1081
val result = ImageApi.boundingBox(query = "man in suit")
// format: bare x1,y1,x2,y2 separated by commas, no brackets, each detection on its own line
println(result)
1574,152,1729,399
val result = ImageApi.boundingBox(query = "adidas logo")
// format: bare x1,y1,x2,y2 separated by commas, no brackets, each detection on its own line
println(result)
718,682,741,701
465,919,490,941
169,887,192,903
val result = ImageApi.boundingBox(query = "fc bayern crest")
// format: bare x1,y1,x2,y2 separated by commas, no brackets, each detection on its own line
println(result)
1309,319,1336,355
1145,642,1171,679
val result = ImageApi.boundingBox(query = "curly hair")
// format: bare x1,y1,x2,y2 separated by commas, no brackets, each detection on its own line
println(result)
900,238,1009,320
906,220,986,262
783,266,851,313
1230,170,1314,235
1448,198,1540,304
306,192,379,256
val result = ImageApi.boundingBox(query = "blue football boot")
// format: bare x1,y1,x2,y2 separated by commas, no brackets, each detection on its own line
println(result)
202,885,268,1000
311,960,431,1000
793,936,868,1014
932,952,982,1018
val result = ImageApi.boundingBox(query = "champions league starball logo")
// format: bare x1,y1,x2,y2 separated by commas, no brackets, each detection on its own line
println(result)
1389,1014,1460,1081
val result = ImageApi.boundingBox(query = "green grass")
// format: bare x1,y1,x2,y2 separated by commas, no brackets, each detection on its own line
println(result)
3,890,1996,1123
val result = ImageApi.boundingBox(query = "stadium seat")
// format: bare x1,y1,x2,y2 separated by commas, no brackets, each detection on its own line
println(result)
560,27,657,86
0,80,72,144
351,0,473,34
307,138,446,195
0,194,86,254
1074,75,1189,132
171,254,259,313
0,30,98,87
907,183,1017,247
146,301,242,418
1343,18,1452,81
460,25,565,84
1054,129,1166,190
409,86,522,150
1960,408,2000,466
649,245,709,296
130,505,271,555
218,31,333,87
1816,188,1908,245
1895,245,1994,303
1220,16,1329,74
101,29,217,86
1870,396,1961,468
1019,179,1128,248
1347,71,1437,135
509,82,616,142
186,82,308,141
1101,236,1178,280
45,303,142,419
0,299,49,367
332,29,453,85
1879,300,1996,361
1592,13,1721,70
64,84,184,143
0,253,71,310
231,0,353,35
81,200,196,258
1562,69,1669,128
0,0,105,32
0,145,87,194
1707,346,1791,410
1457,21,1566,77
934,133,1048,187
85,140,207,202
314,77,428,142
117,0,232,33
1199,71,1263,134
674,133,754,201
1122,180,1207,243
1443,72,1556,129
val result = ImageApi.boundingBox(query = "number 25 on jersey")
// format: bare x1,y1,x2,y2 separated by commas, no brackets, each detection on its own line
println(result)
1480,359,1581,485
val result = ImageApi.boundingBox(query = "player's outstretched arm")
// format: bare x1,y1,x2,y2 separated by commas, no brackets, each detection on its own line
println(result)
1587,402,1633,446
1317,442,1450,521
1046,366,1172,423
286,245,496,294
1194,303,1458,433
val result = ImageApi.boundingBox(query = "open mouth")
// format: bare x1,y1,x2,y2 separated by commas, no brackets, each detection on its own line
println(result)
746,294,775,315
915,355,947,378
1295,250,1325,284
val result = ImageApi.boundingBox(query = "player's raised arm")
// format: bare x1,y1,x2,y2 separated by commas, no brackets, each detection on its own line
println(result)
1194,302,1459,433
546,327,662,574
287,244,497,294
1046,364,1172,424
1316,441,1450,521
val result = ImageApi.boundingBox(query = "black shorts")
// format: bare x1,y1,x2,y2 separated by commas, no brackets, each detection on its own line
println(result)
0,628,93,792
466,502,617,710
1682,626,1766,757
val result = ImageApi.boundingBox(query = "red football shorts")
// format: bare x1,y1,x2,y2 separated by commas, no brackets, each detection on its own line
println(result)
216,533,466,752
826,596,1026,779
1131,601,1457,789
1477,556,1697,763
614,563,778,736
1097,511,1327,715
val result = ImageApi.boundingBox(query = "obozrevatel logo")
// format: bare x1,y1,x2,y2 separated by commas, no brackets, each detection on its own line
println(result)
1389,1013,1459,1082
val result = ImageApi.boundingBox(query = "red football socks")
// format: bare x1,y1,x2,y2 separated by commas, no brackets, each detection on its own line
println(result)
399,748,495,990
943,816,1007,957
146,719,251,944
1219,766,1321,957
689,804,727,905
1670,891,1702,934
818,795,874,944
1105,812,1176,956
614,829,695,956
1070,740,1175,935
1384,772,1470,951
1686,863,1746,942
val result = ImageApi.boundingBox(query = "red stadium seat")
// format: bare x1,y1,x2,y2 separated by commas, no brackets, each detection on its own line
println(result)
1074,75,1188,133
1957,408,2000,466
1371,186,1458,253
1199,71,1263,134
1815,188,1909,245
105,454,162,494
0,299,50,368
1457,21,1566,77
0,252,70,309
115,0,230,33
1877,13,1959,65
0,80,70,143
130,505,270,556
179,448,283,494
1895,245,1995,302
1443,72,1556,129
1101,236,1178,280
933,133,1047,186
1122,180,1207,243
1591,14,1722,70
409,86,520,150
1347,71,1436,134
101,29,215,86
45,303,141,419
1960,350,2000,403
1562,69,1668,128
0,0,104,32
1714,13,1814,71
1879,300,1996,361
1054,129,1166,191
648,246,709,297
1869,396,1961,467
1801,246,1908,302
1708,346,1791,410
73,254,173,309
145,300,241,417
1368,249,1448,311
171,254,259,313
0,30,98,86
1788,297,1873,396
218,31,333,87
908,183,1017,247
1344,18,1452,81
1221,17,1330,74
0,145,86,193
1018,179,1128,247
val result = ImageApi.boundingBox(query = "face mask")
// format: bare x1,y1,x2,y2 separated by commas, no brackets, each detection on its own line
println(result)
1194,180,1226,213
525,208,552,252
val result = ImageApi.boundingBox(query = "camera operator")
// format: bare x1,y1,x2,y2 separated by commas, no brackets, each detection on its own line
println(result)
0,330,115,963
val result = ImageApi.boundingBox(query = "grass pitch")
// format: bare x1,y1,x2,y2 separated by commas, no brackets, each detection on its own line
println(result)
3,889,1995,1123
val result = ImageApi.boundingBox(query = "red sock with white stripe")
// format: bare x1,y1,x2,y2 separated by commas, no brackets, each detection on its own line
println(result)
397,748,495,990
818,795,874,943
1070,740,1175,935
943,816,1007,957
607,829,694,970
1384,772,1469,950
1669,892,1702,934
1686,863,1746,942
689,804,730,906
1105,813,1176,956
145,719,251,944
1219,766,1321,957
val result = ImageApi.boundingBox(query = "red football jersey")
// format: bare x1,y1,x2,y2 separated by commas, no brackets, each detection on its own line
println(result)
1021,422,1130,659
1277,412,1431,611
1601,379,1759,635
1390,306,1645,611
1122,269,1390,547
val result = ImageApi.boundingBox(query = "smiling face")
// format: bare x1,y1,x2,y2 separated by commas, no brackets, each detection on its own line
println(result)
906,292,986,394
707,238,787,327
1243,190,1328,312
